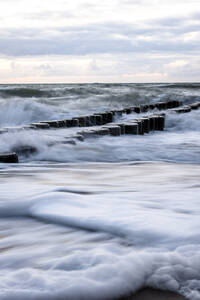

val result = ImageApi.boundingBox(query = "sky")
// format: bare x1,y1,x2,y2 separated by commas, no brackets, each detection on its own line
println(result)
0,0,200,83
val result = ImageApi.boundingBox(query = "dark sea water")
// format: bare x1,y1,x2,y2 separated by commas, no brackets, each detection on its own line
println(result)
0,83,200,300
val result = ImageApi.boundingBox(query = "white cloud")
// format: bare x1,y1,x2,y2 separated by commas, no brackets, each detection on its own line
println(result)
165,59,188,70
0,0,199,82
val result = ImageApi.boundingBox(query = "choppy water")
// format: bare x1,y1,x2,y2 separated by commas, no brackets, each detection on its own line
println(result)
0,83,200,300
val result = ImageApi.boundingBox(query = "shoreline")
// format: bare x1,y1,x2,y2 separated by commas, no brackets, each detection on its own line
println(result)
117,288,187,300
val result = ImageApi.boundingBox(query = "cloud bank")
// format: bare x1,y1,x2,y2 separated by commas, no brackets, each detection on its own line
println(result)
0,0,199,83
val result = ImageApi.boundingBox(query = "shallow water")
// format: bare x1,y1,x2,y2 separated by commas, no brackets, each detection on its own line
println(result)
0,83,200,300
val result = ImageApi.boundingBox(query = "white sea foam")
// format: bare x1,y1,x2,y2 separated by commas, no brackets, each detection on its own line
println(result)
0,163,200,299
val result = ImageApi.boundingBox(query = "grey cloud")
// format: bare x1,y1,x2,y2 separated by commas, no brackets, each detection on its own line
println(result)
0,10,199,57
150,12,200,28
53,13,200,37
191,11,200,19
0,36,134,56
89,59,100,71
37,64,52,71
150,17,185,27
2,20,199,42
0,33,199,57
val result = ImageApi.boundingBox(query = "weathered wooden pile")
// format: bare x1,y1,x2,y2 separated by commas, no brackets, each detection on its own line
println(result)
0,100,180,133
172,102,200,113
0,100,199,163
0,152,19,163
78,114,165,138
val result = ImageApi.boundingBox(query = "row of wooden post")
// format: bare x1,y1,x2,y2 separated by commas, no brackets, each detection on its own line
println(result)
0,100,180,133
0,100,199,163
78,114,165,138
31,100,179,130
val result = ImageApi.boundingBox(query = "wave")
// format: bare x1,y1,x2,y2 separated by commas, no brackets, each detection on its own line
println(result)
0,84,111,99
0,87,51,98
0,98,62,126
0,162,200,299
158,83,200,89
0,83,200,101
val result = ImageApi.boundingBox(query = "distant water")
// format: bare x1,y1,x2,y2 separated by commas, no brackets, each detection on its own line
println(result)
0,83,200,300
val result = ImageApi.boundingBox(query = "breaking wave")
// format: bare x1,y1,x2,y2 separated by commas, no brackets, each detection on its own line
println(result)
0,83,200,127
0,87,50,98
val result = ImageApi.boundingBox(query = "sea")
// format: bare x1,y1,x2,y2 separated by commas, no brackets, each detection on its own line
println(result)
0,83,200,300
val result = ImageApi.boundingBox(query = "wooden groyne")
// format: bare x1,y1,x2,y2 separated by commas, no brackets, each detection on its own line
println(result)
78,114,165,138
0,152,19,163
0,100,199,163
0,114,166,163
0,100,180,134
34,100,180,129
172,102,200,113
1,100,200,136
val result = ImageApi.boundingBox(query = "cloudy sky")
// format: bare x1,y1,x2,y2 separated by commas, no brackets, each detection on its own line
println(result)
0,0,200,83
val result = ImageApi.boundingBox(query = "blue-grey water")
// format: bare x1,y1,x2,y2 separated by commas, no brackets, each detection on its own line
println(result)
0,83,200,300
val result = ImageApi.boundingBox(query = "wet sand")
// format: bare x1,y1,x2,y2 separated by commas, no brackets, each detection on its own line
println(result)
118,288,187,300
